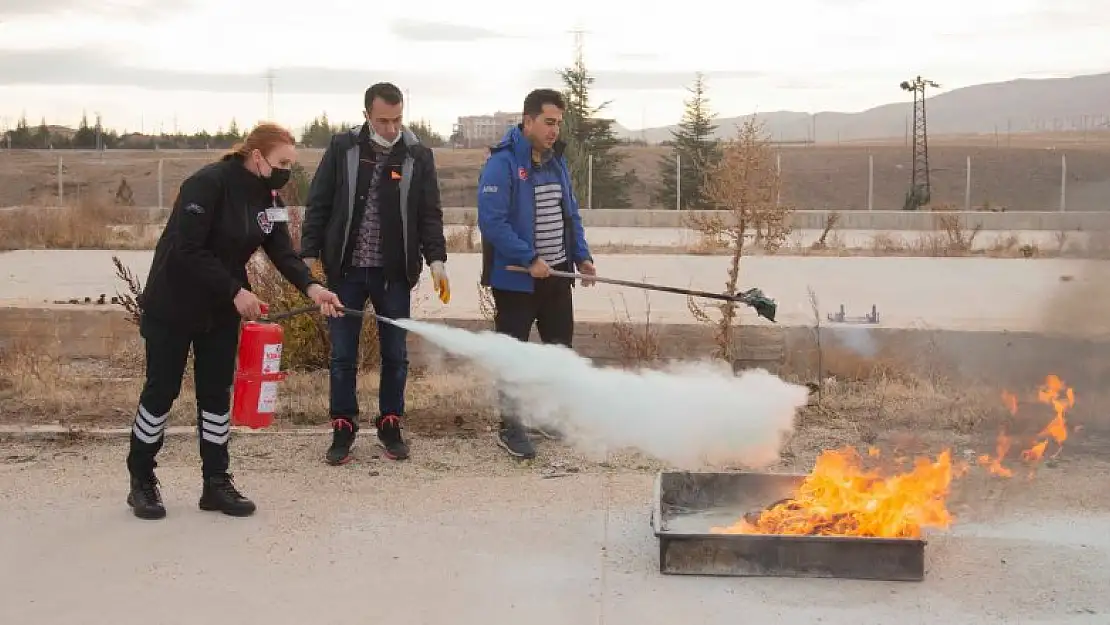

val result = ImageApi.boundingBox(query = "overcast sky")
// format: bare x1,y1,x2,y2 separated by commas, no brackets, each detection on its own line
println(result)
0,0,1108,137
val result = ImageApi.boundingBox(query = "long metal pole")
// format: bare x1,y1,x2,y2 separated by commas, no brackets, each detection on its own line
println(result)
587,153,593,210
675,154,681,210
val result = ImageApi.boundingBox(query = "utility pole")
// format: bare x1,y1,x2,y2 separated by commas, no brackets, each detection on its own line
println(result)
567,21,589,66
266,68,275,121
899,75,939,210
94,111,103,151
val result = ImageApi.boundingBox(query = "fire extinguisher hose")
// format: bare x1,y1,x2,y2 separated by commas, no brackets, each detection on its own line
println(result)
260,305,373,322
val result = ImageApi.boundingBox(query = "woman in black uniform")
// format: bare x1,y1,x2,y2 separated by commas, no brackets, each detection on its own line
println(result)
126,122,344,520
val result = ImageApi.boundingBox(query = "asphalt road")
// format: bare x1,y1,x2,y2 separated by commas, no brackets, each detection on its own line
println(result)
2,435,1108,625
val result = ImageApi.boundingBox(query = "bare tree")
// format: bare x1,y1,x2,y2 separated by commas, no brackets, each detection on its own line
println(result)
688,117,795,365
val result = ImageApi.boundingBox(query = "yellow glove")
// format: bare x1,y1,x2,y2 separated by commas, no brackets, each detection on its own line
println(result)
430,261,450,304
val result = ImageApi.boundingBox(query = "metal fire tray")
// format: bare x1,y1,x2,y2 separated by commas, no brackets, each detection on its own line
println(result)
651,471,926,581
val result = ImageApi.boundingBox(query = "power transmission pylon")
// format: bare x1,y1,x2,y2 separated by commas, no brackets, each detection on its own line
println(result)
568,23,588,66
899,75,939,210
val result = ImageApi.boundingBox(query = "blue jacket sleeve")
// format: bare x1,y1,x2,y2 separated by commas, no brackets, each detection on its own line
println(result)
562,158,592,263
477,154,535,267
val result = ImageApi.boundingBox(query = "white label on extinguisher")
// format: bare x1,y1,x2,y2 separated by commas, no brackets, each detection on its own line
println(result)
261,343,283,374
257,381,279,414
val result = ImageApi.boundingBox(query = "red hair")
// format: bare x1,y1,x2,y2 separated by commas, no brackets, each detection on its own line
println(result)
222,122,296,161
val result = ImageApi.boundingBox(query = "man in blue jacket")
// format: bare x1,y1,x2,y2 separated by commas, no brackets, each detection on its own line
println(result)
477,88,596,459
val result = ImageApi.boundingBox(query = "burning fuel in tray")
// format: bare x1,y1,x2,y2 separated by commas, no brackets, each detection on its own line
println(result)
710,374,1077,540
651,374,1079,581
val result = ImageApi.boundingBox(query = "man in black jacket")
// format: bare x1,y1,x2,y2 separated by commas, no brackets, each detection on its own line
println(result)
301,82,449,466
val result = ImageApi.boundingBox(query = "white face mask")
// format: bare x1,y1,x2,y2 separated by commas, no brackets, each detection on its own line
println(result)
371,129,402,149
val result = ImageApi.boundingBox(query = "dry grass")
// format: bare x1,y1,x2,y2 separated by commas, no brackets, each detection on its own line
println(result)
0,198,150,251
0,317,1008,448
0,335,496,436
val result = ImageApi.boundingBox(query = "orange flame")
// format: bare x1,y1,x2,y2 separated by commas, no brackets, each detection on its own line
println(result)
977,432,1013,477
712,374,1076,539
712,448,953,539
978,374,1075,475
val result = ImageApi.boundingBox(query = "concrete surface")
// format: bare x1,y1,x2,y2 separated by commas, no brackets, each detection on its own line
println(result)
3,249,1108,331
2,435,1108,625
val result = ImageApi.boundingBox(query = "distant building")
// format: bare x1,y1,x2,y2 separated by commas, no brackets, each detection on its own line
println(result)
453,111,521,148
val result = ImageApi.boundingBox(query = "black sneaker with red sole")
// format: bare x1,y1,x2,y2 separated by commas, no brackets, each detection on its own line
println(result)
326,417,358,466
375,414,410,460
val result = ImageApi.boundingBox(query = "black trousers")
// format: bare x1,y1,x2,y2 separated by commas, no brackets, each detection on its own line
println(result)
491,269,574,426
126,313,240,480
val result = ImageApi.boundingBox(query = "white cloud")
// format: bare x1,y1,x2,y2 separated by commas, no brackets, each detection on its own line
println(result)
0,0,1108,136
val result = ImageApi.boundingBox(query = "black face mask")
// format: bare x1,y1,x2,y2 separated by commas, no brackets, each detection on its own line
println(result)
263,166,291,190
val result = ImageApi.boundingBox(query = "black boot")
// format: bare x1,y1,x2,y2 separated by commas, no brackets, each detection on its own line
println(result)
198,473,256,517
326,417,358,466
127,474,166,520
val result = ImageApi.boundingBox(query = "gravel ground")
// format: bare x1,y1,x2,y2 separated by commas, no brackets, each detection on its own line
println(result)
2,433,1108,625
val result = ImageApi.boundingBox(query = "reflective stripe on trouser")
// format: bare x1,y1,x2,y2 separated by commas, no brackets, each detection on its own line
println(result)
132,404,169,444
200,410,230,445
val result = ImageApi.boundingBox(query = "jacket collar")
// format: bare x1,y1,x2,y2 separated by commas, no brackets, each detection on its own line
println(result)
348,122,421,155
491,124,566,166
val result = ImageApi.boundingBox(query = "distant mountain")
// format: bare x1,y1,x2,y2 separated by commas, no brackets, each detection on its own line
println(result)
620,71,1110,143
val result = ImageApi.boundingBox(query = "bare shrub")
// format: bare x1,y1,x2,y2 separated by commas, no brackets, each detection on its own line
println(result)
810,211,841,250
445,211,478,252
608,292,662,365
477,284,496,328
687,117,794,364
112,255,143,325
246,208,379,371
931,205,982,255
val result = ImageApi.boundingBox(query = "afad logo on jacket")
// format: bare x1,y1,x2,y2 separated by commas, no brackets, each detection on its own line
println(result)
256,210,274,235
517,166,528,181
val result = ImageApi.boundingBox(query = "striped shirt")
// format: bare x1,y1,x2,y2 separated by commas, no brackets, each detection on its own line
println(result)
533,181,566,266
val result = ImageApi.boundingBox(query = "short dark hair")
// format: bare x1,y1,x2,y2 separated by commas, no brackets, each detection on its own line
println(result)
522,88,565,118
365,82,404,111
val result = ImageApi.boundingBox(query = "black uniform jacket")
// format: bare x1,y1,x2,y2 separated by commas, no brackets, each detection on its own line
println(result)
139,154,320,332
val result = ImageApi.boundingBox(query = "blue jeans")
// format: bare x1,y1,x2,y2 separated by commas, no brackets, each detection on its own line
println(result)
328,267,411,423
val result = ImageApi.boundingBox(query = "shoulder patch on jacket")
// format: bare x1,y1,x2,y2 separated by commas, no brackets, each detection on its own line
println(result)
184,202,205,215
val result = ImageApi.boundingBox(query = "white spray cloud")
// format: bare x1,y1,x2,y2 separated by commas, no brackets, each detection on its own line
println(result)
830,326,879,358
388,318,811,470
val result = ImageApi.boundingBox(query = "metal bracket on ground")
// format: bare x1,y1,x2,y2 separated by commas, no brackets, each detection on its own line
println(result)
827,304,880,324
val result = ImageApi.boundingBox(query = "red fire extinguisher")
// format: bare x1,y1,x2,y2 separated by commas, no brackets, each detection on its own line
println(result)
232,304,287,429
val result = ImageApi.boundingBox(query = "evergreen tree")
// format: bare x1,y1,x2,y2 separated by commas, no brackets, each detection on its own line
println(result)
559,53,630,209
35,118,51,148
407,119,446,147
73,111,97,149
655,73,720,209
300,113,337,147
9,114,32,148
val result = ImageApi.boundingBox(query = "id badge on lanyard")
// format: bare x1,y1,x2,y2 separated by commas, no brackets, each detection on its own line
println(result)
265,191,290,223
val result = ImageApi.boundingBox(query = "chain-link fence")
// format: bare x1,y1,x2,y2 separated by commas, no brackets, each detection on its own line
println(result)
1,144,1107,212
